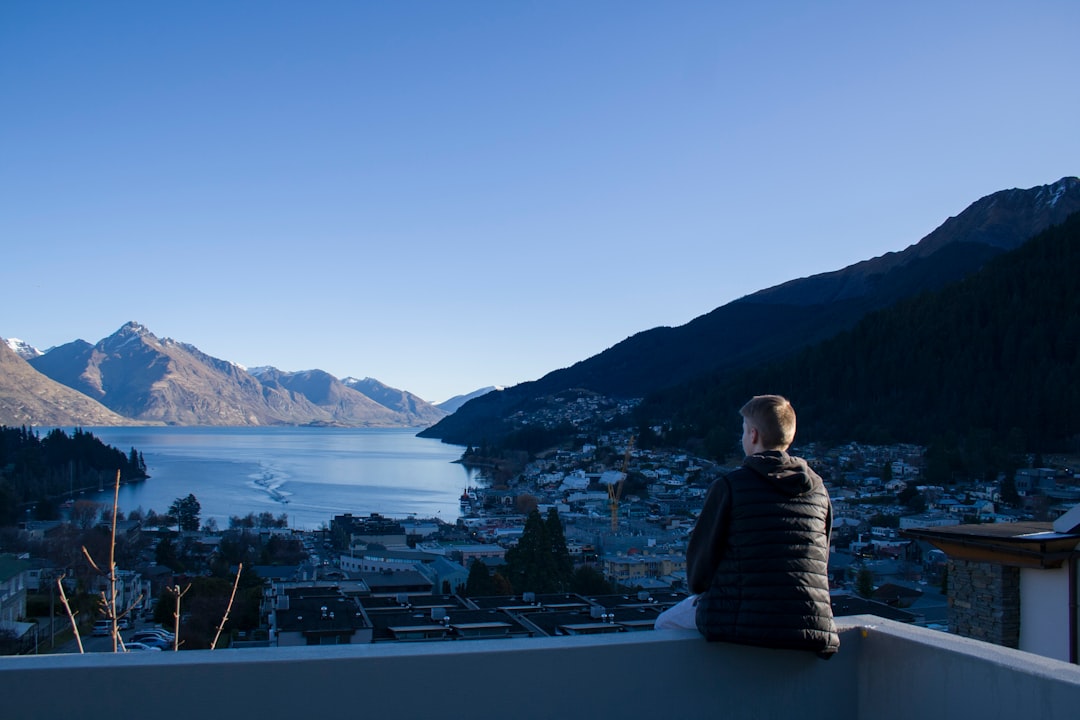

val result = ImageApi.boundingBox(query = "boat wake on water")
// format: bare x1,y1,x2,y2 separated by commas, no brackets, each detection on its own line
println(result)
250,466,292,504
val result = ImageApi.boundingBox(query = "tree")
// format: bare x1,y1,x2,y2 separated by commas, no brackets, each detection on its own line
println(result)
514,493,539,515
491,572,514,595
1000,468,1020,506
856,565,875,598
504,508,573,594
70,500,103,530
465,558,495,597
155,536,182,571
545,508,573,586
169,494,201,532
569,566,613,595
897,484,925,512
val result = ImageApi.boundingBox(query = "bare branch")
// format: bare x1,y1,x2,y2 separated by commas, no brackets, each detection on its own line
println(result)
81,546,103,574
118,593,144,621
108,469,121,653
56,575,84,654
170,583,191,651
210,562,243,650
81,469,125,651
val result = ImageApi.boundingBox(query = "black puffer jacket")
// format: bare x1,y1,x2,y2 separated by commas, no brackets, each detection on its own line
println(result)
688,451,839,655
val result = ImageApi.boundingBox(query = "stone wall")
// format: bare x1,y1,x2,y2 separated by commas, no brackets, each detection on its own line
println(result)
948,558,1020,647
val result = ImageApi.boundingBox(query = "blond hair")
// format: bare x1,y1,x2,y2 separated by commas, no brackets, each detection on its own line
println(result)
740,395,796,450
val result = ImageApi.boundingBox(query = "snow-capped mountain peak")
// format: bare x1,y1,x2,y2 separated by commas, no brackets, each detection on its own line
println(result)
4,337,42,360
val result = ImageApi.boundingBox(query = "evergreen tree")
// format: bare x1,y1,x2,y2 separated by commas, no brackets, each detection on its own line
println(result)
169,494,201,532
465,558,495,597
155,536,182,571
545,508,573,588
504,508,573,593
504,510,552,593
1000,468,1020,506
856,566,875,598
570,566,613,595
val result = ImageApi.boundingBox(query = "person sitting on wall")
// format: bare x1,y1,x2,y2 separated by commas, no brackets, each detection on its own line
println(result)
655,394,839,657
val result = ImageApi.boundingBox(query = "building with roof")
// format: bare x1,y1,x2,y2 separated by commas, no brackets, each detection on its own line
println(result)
358,569,433,596
904,506,1080,663
0,554,30,627
270,586,372,647
358,593,531,642
416,556,469,595
602,551,685,588
339,547,441,574
332,513,407,548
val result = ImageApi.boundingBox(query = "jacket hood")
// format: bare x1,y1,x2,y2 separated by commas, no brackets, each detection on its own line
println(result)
743,451,820,497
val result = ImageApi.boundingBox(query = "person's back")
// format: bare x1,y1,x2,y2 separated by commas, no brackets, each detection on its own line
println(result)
691,449,836,653
657,394,838,657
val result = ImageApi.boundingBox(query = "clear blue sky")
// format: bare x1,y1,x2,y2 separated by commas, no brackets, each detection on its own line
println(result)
2,2,1077,403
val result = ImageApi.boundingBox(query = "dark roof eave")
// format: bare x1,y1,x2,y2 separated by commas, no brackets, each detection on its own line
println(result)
903,524,1080,569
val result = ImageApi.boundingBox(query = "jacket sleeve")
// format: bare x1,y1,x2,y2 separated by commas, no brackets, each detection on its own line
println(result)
686,475,731,594
825,499,834,547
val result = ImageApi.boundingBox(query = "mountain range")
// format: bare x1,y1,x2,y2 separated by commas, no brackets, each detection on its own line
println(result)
0,324,448,428
6,178,1078,437
420,177,1080,446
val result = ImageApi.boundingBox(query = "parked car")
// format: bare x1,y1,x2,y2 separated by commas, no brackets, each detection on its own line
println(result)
91,620,112,637
124,642,162,652
130,632,174,648
131,628,175,641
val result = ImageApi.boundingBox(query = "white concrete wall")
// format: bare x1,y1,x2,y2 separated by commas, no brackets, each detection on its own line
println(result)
1021,565,1071,661
2,617,1080,720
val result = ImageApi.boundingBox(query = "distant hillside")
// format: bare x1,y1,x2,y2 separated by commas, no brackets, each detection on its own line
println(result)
342,377,447,426
647,209,1080,460
422,178,1080,446
0,340,130,427
437,386,500,414
253,368,406,426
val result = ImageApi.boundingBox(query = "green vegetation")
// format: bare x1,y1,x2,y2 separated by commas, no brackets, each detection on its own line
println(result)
856,566,876,598
153,567,263,650
502,508,574,594
168,494,201,532
0,426,148,526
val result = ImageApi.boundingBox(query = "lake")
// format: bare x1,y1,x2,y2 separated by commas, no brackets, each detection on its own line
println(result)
81,426,473,530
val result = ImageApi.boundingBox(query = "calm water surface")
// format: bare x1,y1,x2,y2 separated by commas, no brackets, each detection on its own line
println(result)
83,427,472,530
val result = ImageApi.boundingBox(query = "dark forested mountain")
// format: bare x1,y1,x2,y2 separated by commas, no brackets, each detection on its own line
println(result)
0,340,129,427
422,177,1080,446
646,209,1080,462
19,323,438,427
